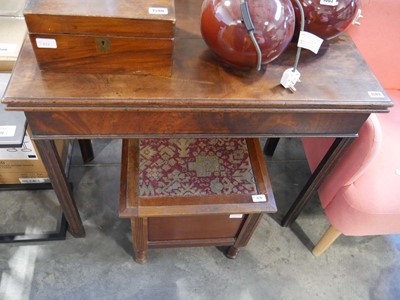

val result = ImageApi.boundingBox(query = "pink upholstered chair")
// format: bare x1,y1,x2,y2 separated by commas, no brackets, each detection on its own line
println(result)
302,0,400,255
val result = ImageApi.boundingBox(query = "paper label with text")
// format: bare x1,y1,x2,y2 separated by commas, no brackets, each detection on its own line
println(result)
0,43,17,55
252,194,267,203
36,38,57,49
0,126,16,137
19,178,50,184
298,31,324,54
148,7,168,15
320,0,339,6
229,214,243,219
368,91,385,98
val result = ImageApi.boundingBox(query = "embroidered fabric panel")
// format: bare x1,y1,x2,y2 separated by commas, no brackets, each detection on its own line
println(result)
138,138,257,197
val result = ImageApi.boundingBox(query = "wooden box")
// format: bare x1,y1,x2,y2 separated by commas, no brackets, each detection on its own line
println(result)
120,138,277,263
23,0,175,76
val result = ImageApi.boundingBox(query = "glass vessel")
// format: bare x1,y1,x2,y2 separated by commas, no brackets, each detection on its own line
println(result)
200,0,295,69
290,0,361,40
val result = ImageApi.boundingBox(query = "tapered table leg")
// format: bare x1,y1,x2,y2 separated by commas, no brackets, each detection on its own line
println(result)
226,214,263,259
131,217,148,264
35,139,85,237
281,137,355,227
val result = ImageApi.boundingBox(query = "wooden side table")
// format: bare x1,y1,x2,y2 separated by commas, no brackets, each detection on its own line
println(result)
119,138,276,263
2,0,393,240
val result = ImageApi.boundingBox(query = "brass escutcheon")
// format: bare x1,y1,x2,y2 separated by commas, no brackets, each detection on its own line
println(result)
96,38,111,52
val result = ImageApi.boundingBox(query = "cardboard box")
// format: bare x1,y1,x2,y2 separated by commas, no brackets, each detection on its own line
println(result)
0,0,27,17
24,0,176,76
0,129,70,185
0,17,27,71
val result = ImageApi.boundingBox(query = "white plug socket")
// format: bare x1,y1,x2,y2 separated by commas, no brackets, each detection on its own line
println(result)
280,68,301,93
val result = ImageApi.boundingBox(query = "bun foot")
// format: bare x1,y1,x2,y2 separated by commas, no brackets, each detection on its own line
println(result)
134,251,148,264
226,246,240,259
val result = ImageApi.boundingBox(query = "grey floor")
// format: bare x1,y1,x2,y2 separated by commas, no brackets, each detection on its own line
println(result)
1,68,400,299
1,138,399,300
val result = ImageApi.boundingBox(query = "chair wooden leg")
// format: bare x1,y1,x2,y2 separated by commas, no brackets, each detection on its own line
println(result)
312,225,341,256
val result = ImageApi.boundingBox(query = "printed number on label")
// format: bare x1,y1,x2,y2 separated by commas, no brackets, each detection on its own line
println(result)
252,194,267,202
36,38,57,49
19,178,50,184
320,0,339,6
148,7,168,15
368,91,385,98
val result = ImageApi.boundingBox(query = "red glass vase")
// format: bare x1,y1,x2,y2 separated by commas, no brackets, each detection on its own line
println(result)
200,0,295,69
290,0,361,40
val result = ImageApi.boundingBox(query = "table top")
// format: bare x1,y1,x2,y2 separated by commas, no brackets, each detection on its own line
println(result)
2,0,393,113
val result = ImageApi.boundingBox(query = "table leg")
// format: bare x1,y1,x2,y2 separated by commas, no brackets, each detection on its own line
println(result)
78,140,94,163
34,139,86,237
131,217,148,264
281,137,355,227
226,213,263,259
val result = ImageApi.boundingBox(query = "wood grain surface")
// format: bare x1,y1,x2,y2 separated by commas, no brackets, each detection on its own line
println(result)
4,0,392,111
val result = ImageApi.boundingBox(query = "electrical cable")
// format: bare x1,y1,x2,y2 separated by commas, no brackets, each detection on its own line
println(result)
292,0,305,72
240,0,262,71
249,31,262,71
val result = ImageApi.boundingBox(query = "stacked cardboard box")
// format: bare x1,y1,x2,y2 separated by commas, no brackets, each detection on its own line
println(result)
0,129,69,185
0,58,70,185
0,0,27,71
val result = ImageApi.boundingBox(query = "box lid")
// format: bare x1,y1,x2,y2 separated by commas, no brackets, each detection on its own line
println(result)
24,0,175,38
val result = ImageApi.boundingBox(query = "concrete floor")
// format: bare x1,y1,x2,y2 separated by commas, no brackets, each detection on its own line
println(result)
1,138,399,300
1,71,400,299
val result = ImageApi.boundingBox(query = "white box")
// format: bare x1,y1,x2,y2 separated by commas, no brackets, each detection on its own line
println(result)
0,17,27,71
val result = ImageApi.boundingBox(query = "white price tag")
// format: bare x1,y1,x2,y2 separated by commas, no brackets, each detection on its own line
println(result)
229,214,243,219
320,0,339,6
368,91,385,98
19,178,51,184
298,31,324,54
0,43,17,55
0,126,16,137
148,7,168,15
252,194,267,203
36,38,57,49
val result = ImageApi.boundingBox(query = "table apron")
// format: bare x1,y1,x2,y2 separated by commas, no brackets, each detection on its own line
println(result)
25,111,369,139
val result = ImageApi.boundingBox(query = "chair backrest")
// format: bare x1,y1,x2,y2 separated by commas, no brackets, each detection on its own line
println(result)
347,0,400,90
